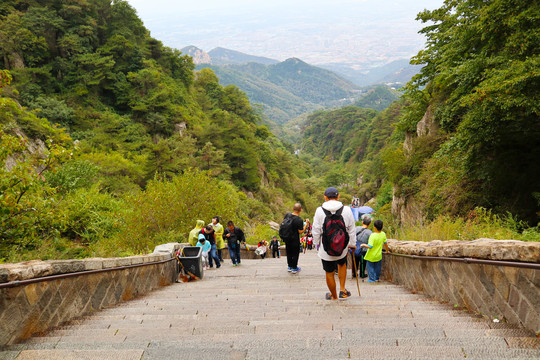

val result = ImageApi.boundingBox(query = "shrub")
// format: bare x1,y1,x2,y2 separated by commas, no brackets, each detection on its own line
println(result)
113,170,243,254
244,223,278,245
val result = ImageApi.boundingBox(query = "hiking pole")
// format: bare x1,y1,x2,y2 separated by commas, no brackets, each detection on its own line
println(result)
350,251,361,297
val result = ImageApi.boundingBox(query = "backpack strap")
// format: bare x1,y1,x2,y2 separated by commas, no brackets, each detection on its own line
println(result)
322,206,344,217
356,227,366,236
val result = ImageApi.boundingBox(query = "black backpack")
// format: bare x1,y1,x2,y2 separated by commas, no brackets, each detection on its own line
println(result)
279,213,295,240
321,206,349,256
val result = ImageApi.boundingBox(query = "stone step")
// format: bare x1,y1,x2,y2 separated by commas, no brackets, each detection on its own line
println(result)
1,252,539,359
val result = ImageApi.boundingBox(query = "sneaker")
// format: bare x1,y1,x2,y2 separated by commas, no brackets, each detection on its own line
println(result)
325,292,335,300
232,264,237,267
287,267,292,272
339,289,351,300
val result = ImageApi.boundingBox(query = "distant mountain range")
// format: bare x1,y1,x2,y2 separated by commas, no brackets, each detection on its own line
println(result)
320,59,422,87
181,46,420,88
182,46,408,124
182,46,279,66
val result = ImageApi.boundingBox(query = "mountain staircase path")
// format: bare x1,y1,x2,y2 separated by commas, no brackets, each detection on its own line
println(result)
1,251,539,359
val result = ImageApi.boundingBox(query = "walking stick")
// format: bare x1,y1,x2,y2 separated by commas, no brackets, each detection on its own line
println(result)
350,251,361,297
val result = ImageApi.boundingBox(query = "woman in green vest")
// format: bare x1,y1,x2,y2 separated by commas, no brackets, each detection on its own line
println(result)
188,220,205,246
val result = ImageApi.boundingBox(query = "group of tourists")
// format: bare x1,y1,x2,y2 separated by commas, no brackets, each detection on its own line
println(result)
186,187,390,301
189,216,246,269
279,187,390,300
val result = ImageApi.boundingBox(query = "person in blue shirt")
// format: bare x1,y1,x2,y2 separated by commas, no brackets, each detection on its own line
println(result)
196,234,211,270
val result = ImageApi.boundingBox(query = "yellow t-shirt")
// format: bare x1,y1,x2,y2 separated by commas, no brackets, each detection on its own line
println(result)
364,231,387,262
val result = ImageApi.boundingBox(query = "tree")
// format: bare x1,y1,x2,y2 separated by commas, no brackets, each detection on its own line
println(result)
402,0,540,221
0,73,73,255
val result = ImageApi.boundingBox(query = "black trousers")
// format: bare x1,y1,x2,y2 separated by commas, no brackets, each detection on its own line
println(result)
285,240,300,269
272,248,279,258
352,253,367,278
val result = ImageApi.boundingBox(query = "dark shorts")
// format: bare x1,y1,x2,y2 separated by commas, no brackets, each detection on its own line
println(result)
321,256,347,273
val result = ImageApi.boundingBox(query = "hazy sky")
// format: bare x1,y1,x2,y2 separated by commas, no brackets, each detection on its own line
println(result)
126,0,445,66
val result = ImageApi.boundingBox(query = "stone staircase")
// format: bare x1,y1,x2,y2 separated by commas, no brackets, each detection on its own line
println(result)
1,251,539,359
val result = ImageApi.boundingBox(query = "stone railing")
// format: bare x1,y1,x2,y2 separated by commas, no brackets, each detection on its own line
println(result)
0,243,182,346
382,239,540,335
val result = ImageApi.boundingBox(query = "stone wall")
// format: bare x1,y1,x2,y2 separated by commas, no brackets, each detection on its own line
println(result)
382,239,540,335
0,244,181,346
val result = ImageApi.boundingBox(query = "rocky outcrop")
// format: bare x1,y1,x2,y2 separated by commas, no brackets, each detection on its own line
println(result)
394,106,440,223
416,105,438,137
181,45,211,64
391,186,423,226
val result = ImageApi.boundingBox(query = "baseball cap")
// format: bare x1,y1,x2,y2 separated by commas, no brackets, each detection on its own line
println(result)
324,187,339,197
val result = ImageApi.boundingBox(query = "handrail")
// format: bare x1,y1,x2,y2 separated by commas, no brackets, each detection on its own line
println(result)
387,252,540,270
0,256,176,289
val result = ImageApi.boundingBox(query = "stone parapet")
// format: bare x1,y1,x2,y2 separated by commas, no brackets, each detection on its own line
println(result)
382,239,540,335
388,238,540,263
0,255,169,284
0,250,178,346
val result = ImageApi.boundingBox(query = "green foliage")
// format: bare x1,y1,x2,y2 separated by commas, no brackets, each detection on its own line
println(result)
244,223,278,245
376,182,393,209
56,185,124,245
47,159,99,193
30,96,75,127
112,170,241,255
401,0,540,221
353,86,401,112
0,96,72,258
302,106,379,161
0,1,323,262
394,207,540,242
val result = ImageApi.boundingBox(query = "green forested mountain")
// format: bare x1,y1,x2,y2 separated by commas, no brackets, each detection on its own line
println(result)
301,106,379,161
352,86,401,112
199,58,361,124
0,0,324,261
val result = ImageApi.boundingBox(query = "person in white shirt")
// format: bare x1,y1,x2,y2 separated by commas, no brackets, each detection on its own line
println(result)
312,187,356,300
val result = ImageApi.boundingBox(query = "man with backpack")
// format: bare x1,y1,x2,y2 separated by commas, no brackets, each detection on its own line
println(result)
279,203,309,274
312,187,356,300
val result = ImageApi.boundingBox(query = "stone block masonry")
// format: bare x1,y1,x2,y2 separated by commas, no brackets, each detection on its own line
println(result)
382,239,540,335
0,247,179,346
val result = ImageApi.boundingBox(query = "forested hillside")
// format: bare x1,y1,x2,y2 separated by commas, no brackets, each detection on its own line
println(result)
352,86,400,112
199,58,361,124
298,0,539,239
0,0,324,261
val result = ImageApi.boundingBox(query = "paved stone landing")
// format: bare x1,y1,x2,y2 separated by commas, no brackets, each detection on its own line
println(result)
1,251,539,359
